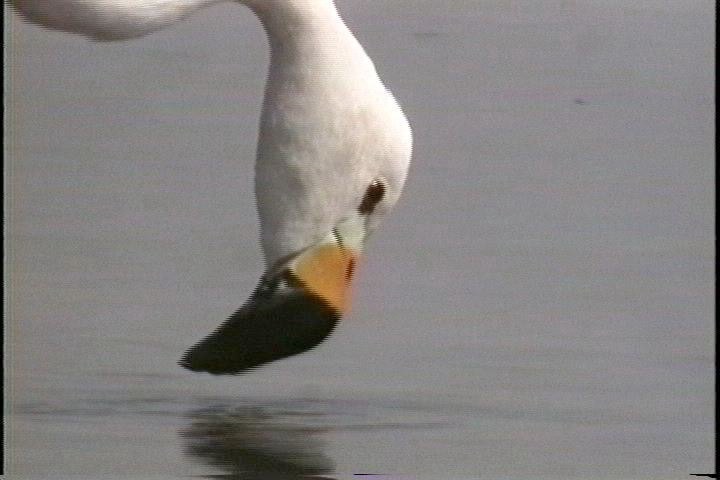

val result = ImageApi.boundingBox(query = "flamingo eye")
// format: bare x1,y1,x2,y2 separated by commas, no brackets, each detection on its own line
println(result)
358,179,385,214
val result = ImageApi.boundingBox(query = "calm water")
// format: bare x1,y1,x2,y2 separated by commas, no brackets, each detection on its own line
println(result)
5,1,714,478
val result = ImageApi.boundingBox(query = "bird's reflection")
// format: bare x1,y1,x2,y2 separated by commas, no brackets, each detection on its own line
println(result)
180,403,336,480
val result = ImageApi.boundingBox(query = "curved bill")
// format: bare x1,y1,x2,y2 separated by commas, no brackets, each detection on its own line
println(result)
180,214,366,375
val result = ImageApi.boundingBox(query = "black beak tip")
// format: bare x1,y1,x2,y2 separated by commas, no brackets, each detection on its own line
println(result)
180,290,340,375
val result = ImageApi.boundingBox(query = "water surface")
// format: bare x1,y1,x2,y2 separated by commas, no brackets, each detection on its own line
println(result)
5,1,714,478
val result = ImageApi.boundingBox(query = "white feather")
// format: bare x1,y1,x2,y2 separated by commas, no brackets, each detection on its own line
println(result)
10,0,224,40
10,0,412,267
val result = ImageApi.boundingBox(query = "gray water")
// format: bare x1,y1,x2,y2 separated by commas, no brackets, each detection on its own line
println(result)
4,1,714,478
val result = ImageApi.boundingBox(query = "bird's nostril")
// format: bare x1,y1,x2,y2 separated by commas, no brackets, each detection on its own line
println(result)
346,258,356,281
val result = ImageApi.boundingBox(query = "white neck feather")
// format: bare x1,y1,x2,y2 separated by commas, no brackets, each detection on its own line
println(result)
11,0,346,42
11,0,226,40
11,0,412,268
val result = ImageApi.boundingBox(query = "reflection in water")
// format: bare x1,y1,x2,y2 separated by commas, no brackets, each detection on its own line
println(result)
181,404,336,480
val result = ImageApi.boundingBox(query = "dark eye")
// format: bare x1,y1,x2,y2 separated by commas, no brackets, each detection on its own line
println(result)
358,179,385,214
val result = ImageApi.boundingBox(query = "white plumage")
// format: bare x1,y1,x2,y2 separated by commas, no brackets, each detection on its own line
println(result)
12,0,412,374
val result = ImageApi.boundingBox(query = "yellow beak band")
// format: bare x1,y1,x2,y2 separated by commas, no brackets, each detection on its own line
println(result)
288,213,366,315
292,243,358,314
